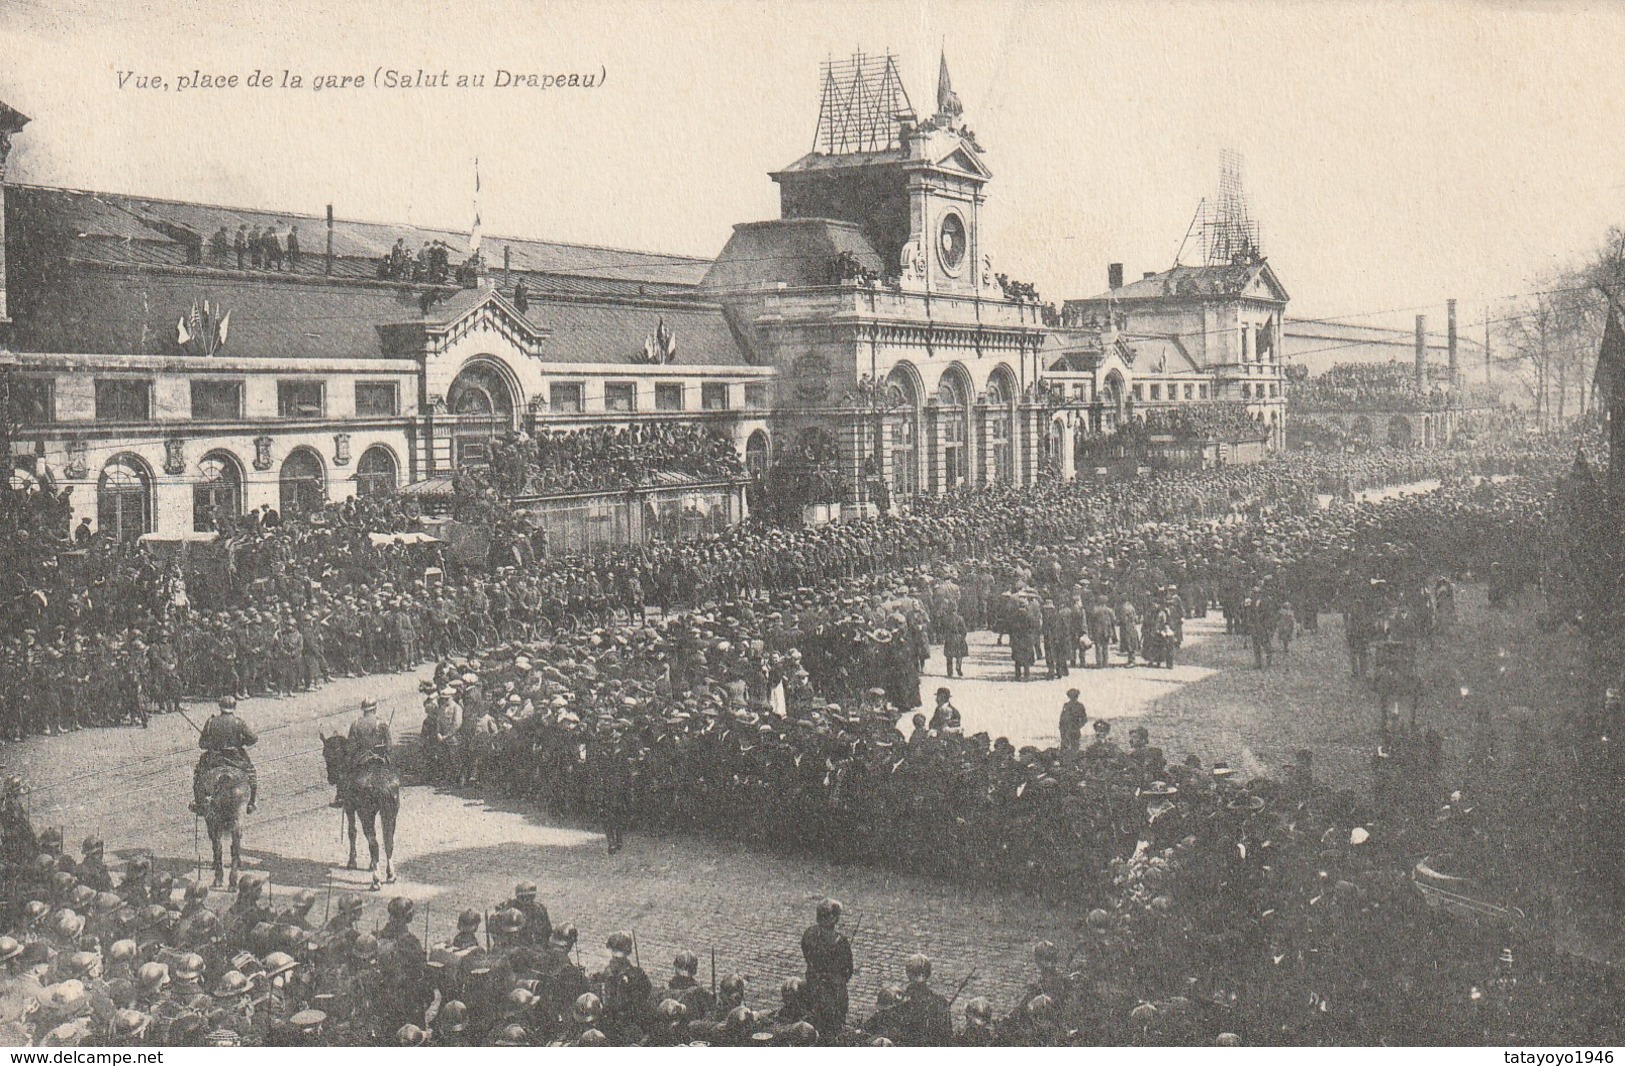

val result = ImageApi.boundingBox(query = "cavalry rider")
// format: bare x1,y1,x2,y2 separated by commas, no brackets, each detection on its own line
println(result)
331,698,392,808
191,697,258,815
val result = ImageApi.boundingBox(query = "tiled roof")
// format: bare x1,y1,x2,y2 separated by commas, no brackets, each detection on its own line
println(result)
701,217,883,291
5,183,751,366
1067,261,1286,306
8,184,712,288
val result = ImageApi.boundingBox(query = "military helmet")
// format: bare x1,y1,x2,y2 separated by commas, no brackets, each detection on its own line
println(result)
136,962,170,991
571,992,602,1024
0,937,21,962
174,953,206,981
457,909,481,930
492,908,525,935
779,976,804,1003
1034,940,1060,966
351,934,380,961
1027,993,1057,1019
212,970,253,999
965,997,994,1025
81,835,104,856
904,954,932,982
289,888,316,911
112,1009,150,1038
550,922,578,947
723,1006,754,1034
263,952,298,978
438,1000,469,1033
507,987,534,1010
336,893,364,916
64,950,101,979
68,885,96,910
657,998,687,1021
108,939,138,964
815,897,843,925
574,1029,606,1047
606,931,633,957
38,827,62,851
395,1024,430,1046
387,896,414,922
514,881,538,899
53,909,85,940
673,950,699,975
493,1024,528,1047
719,973,746,998
22,900,48,921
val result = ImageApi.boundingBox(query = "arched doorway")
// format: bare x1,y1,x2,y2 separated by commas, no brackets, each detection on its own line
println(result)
447,359,519,468
885,366,921,498
1099,371,1125,434
193,451,243,532
356,445,399,497
984,369,1016,484
936,368,971,492
279,447,327,516
98,454,153,540
745,430,771,478
1387,414,1414,449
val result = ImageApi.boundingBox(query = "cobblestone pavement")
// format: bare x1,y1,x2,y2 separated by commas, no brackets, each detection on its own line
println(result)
7,577,1612,1018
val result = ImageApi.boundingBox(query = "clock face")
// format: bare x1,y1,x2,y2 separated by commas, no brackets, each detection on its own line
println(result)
938,212,967,273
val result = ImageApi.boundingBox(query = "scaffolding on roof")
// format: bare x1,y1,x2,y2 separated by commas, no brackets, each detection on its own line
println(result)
812,51,916,156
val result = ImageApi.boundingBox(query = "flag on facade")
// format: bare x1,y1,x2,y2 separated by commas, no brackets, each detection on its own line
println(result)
469,157,483,257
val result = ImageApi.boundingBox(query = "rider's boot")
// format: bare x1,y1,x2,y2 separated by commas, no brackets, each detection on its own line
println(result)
247,779,257,815
328,788,344,809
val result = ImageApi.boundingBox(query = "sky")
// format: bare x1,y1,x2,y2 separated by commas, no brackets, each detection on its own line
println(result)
3,0,1624,333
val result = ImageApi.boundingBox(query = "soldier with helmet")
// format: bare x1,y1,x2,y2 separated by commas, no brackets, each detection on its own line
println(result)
190,697,258,816
496,881,551,947
895,954,953,1046
959,996,999,1046
800,897,853,1040
658,949,714,1020
591,931,651,1043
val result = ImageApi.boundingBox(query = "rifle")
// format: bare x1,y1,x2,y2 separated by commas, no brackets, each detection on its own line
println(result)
710,947,717,999
631,930,641,970
947,969,978,1008
174,706,206,735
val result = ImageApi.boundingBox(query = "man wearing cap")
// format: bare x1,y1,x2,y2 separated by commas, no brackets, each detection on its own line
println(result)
432,690,463,787
191,698,258,815
1058,689,1088,753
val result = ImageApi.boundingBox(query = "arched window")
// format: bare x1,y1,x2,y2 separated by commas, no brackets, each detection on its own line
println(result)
1098,371,1125,434
98,455,153,540
448,360,520,469
986,373,1014,484
279,447,326,515
744,430,771,479
885,368,920,498
356,445,399,498
937,372,970,490
193,451,243,532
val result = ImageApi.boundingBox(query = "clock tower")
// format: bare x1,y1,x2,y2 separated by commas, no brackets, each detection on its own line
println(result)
771,52,995,298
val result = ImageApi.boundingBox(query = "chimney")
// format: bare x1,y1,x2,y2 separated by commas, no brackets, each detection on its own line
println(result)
1447,298,1459,389
0,102,32,337
1108,263,1124,290
1414,314,1427,387
324,204,334,276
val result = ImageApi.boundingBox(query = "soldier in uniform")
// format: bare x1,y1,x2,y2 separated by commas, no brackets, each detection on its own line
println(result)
958,997,999,1047
77,836,112,893
658,950,714,1021
591,931,651,1043
1058,689,1087,753
496,882,550,947
800,898,853,1042
331,699,391,809
894,955,952,1045
190,698,258,815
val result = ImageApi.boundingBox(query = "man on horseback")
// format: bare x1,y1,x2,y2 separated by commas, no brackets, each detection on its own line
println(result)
191,697,257,815
330,699,391,808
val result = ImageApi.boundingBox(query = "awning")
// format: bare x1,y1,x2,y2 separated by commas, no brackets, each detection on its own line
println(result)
138,530,219,544
399,475,456,497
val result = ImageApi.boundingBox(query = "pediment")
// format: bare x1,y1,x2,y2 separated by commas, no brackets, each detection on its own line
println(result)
933,144,993,180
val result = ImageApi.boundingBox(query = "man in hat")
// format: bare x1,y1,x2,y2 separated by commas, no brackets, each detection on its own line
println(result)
592,932,651,1043
1058,690,1088,753
191,698,257,815
496,882,551,947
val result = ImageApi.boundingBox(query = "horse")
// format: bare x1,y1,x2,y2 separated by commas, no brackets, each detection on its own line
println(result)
199,764,250,888
320,733,400,890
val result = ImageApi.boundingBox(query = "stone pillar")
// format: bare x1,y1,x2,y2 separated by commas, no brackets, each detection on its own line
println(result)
1060,415,1076,481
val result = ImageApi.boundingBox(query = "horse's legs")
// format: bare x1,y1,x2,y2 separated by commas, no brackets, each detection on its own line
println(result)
381,801,398,884
229,826,241,889
345,807,359,870
211,827,225,887
362,810,380,871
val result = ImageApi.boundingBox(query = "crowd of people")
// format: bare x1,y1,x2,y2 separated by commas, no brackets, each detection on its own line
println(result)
376,238,461,285
461,425,749,499
0,433,1616,1044
1292,361,1449,411
1133,402,1267,442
